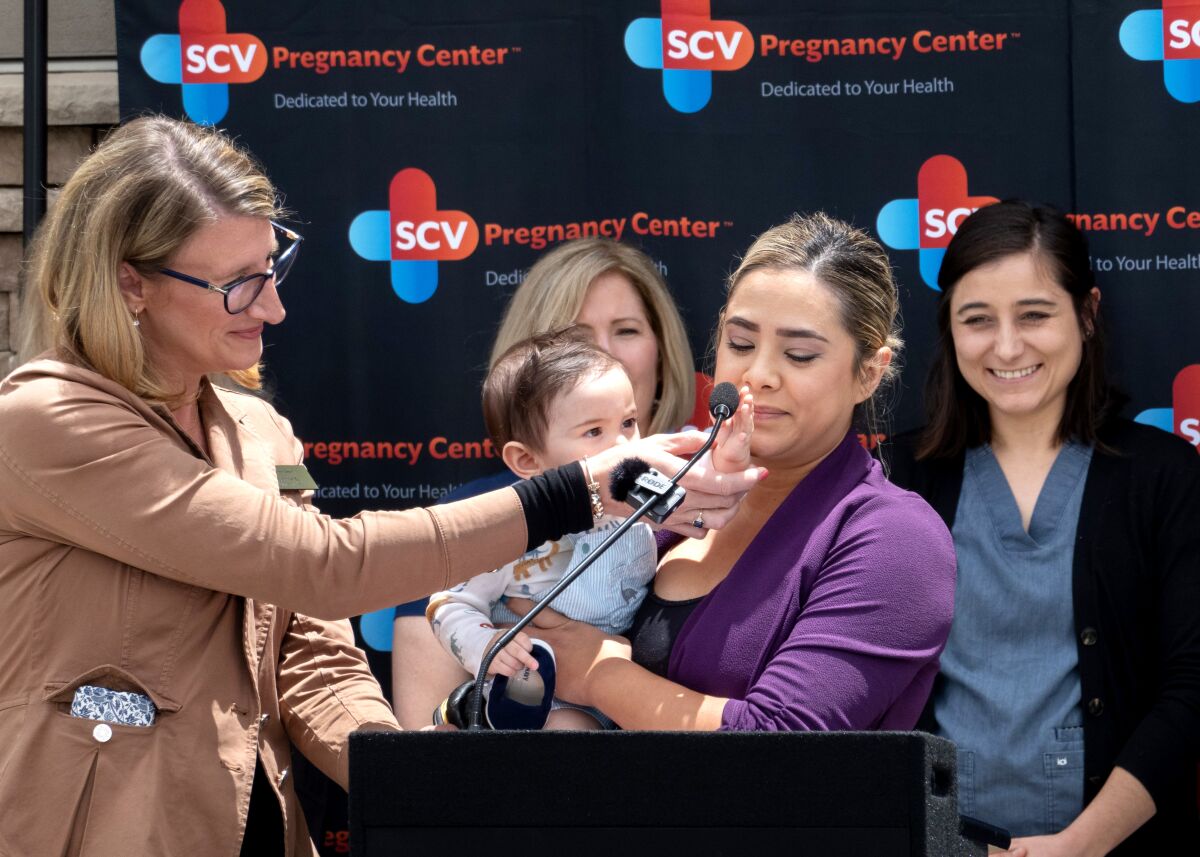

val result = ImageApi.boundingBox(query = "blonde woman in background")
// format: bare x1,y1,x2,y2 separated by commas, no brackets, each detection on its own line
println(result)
489,237,697,436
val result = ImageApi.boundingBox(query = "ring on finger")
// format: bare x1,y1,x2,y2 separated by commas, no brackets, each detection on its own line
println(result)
692,510,705,530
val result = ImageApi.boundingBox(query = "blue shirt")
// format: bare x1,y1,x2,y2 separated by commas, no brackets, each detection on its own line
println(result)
935,441,1092,836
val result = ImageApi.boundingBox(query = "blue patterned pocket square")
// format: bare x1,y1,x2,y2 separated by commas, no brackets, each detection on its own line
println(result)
69,685,156,727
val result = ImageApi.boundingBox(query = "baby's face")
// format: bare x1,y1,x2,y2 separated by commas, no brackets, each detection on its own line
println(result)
537,366,640,470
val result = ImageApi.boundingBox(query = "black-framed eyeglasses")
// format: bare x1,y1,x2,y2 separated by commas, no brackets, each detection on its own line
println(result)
159,221,303,314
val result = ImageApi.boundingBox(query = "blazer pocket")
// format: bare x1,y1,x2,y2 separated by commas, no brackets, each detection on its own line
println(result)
43,663,182,716
2,667,177,857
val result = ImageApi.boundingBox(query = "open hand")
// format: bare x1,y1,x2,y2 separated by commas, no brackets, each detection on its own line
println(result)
711,385,753,473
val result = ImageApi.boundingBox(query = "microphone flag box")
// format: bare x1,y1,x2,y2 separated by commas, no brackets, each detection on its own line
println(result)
629,468,686,523
634,470,673,496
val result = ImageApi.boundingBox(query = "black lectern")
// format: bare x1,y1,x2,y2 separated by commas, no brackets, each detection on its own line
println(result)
348,730,985,856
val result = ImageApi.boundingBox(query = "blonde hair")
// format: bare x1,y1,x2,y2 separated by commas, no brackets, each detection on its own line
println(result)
725,212,903,434
490,238,694,434
19,115,282,404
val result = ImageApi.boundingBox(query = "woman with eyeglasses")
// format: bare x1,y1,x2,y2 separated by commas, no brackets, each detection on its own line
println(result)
0,116,762,857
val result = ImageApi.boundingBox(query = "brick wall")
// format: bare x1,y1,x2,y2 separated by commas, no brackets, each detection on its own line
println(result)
0,70,117,375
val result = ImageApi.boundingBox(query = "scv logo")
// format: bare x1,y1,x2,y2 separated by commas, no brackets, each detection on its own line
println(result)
876,155,998,291
140,0,267,125
1120,0,1200,103
349,168,480,304
625,0,753,113
1135,365,1200,449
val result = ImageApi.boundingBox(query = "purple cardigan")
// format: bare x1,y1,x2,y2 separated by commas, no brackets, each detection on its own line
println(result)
669,431,956,732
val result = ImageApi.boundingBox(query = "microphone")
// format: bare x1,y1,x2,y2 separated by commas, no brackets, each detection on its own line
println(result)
463,381,741,729
708,380,740,420
608,457,686,524
610,381,740,521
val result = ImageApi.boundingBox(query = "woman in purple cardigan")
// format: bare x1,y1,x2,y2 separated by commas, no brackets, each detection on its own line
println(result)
520,213,957,731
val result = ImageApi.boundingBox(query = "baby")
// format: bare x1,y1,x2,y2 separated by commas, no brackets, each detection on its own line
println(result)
427,328,751,729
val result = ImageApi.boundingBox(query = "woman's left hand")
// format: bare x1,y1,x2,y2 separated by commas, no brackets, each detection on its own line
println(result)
711,386,754,473
506,597,631,706
990,768,1151,857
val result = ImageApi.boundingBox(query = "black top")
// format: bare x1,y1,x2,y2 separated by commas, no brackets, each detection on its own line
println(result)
885,419,1200,855
627,591,703,678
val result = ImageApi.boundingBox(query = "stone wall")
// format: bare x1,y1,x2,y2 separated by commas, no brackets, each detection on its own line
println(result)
0,0,116,59
0,69,118,375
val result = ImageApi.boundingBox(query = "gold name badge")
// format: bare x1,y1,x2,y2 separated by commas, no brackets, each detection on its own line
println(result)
276,464,318,491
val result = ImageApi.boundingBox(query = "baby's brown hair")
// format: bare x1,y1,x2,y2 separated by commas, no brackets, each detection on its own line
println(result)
482,327,622,451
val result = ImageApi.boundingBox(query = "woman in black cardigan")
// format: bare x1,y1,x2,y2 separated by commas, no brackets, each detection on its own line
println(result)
887,200,1200,856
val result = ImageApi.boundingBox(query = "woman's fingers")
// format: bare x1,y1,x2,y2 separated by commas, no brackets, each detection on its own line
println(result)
590,433,767,505
712,388,753,472
649,428,709,454
667,441,768,501
585,432,767,537
659,493,743,537
667,468,759,523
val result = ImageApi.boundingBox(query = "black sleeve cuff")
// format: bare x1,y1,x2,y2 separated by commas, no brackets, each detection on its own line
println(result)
1113,713,1200,813
512,461,593,552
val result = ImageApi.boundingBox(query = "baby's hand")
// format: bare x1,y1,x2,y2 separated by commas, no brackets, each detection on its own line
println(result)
711,386,753,473
486,629,540,677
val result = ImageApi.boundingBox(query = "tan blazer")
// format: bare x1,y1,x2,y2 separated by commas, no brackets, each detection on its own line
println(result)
0,358,528,857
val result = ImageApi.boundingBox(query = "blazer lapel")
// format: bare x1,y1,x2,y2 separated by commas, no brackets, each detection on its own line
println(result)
199,383,279,495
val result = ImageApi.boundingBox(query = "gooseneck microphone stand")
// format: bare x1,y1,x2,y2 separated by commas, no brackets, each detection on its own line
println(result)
465,387,736,729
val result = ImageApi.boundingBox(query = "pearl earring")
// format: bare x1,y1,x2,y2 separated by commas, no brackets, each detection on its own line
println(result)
132,309,141,328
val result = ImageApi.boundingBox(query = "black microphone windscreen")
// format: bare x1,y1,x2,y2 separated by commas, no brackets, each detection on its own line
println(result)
709,382,740,418
609,457,652,502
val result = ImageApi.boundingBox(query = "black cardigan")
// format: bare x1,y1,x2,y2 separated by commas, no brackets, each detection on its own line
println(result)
886,419,1200,853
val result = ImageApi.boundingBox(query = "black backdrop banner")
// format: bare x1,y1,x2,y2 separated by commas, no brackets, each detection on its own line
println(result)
115,0,1197,846
116,0,1200,660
